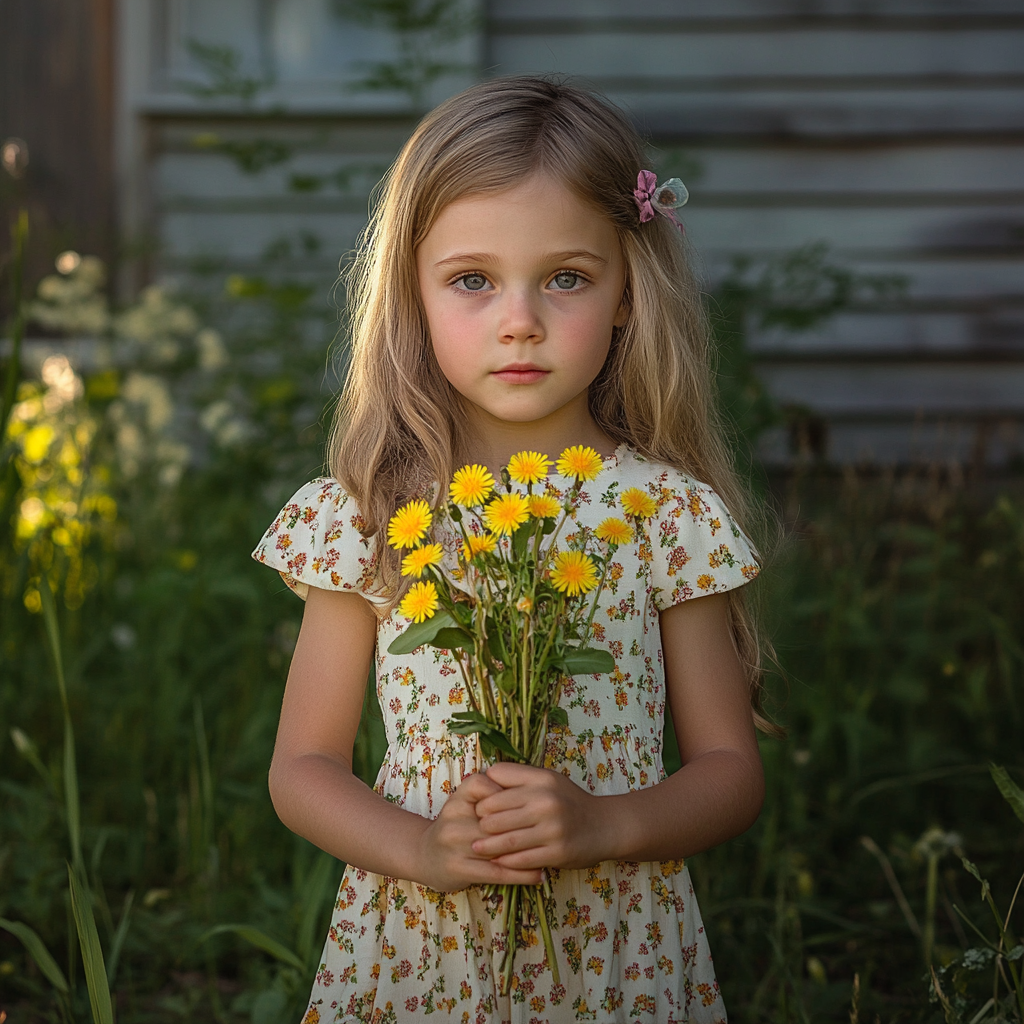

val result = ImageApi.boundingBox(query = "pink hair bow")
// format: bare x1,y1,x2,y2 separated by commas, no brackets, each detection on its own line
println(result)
633,170,688,232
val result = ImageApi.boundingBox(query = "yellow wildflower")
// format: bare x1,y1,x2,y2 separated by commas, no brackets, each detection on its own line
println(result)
549,550,599,596
527,494,561,519
449,464,494,506
387,499,432,549
556,445,604,481
595,517,633,546
462,533,498,560
399,580,439,622
401,542,444,577
620,487,656,520
507,450,551,485
483,492,530,535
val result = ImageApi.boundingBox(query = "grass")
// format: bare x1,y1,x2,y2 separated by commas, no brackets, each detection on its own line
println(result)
1,240,1022,1022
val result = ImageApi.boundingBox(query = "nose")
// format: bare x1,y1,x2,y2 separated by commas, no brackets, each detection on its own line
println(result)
497,287,544,345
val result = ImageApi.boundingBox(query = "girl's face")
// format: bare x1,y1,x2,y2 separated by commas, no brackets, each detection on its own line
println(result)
416,173,628,459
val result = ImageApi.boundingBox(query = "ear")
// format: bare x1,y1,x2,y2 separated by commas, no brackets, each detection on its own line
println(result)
613,296,630,329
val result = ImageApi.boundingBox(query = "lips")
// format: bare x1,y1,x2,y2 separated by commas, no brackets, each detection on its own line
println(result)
491,363,549,384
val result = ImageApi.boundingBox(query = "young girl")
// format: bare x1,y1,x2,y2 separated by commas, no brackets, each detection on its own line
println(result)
254,76,770,1024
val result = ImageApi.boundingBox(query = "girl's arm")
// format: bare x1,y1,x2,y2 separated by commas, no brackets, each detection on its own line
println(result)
473,591,765,867
268,585,544,890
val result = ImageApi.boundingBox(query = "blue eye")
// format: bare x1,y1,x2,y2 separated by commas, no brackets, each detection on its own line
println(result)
459,273,488,291
552,272,580,290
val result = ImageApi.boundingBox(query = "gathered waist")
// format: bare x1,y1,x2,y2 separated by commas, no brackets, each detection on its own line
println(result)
376,724,664,818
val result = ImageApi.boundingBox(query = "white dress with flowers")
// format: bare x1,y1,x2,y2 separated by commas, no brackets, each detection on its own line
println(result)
252,447,759,1024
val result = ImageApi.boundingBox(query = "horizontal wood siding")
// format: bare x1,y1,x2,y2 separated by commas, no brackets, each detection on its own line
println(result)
488,0,1024,466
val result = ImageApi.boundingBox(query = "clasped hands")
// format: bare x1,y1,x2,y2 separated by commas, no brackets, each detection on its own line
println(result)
415,762,610,894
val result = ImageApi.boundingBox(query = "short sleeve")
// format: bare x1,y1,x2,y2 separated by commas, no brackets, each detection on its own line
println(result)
648,473,760,611
251,478,380,601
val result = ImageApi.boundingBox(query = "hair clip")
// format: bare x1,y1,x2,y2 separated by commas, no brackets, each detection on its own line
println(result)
633,170,688,232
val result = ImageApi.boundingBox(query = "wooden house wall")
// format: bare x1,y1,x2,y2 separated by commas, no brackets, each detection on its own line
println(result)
125,0,1024,467
0,0,116,307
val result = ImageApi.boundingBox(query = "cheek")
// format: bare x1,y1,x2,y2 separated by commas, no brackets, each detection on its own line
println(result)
562,307,615,368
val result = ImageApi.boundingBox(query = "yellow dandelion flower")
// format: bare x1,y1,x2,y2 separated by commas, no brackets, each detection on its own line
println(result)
483,492,530,535
462,533,498,560
401,542,444,577
549,550,600,596
595,517,633,546
387,499,432,549
399,580,439,622
449,464,494,506
527,494,561,519
556,445,604,482
620,487,657,520
507,450,551,485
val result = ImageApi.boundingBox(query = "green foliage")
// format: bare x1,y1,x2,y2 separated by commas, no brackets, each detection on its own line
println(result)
182,41,271,105
331,0,479,107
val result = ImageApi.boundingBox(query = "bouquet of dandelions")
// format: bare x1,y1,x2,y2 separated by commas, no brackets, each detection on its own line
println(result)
384,445,639,993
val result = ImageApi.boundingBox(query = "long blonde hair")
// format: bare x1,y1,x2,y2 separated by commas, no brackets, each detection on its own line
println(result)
330,76,779,733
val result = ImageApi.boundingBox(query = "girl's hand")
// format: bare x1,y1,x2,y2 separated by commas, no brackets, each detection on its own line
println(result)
416,772,546,892
472,762,607,870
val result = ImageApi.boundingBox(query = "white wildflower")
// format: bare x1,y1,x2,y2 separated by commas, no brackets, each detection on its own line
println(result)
122,373,173,431
196,328,228,371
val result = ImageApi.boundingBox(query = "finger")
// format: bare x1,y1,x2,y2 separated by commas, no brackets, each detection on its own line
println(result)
457,771,505,802
474,788,533,817
485,762,549,787
476,806,539,836
472,825,544,858
488,848,552,872
472,860,545,886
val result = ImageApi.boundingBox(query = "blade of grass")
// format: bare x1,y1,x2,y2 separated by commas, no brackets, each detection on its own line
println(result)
67,865,114,1024
0,917,70,995
296,851,337,969
39,575,83,876
990,764,1024,826
200,923,305,972
105,890,135,988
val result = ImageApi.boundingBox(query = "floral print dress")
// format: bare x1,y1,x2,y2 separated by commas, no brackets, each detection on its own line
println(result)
253,447,759,1024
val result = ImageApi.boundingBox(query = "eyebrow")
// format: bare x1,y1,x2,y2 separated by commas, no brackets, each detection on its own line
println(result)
432,249,609,269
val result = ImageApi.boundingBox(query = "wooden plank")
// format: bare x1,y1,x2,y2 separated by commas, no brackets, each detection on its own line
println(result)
160,210,367,260
833,258,1024,301
156,141,1024,201
679,204,1024,255
0,0,116,294
490,1,1024,22
755,362,1024,414
668,143,1024,195
489,29,1024,80
757,419,1023,466
748,313,977,356
155,152,393,201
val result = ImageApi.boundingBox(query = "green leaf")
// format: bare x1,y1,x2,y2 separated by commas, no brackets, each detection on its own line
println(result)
0,917,69,994
561,648,615,676
446,718,523,760
67,865,114,1024
431,627,473,651
388,612,463,655
512,522,532,559
961,857,991,903
449,711,489,725
547,707,569,728
200,924,306,972
496,670,517,694
990,764,1024,825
